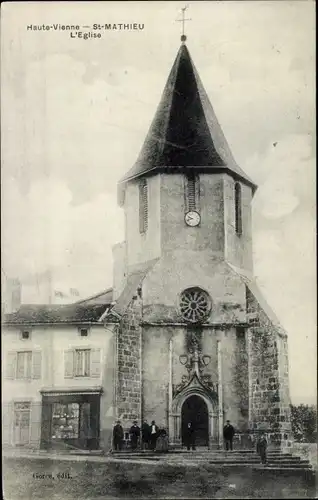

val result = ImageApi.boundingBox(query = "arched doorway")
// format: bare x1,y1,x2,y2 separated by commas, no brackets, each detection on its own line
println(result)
181,395,209,446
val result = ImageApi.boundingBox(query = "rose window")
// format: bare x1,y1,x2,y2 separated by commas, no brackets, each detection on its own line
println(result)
179,288,211,323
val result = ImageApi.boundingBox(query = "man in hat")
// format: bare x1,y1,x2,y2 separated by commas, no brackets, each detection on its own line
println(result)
129,420,140,451
256,432,268,464
149,420,159,450
112,420,124,451
184,421,196,451
223,420,235,451
141,419,151,450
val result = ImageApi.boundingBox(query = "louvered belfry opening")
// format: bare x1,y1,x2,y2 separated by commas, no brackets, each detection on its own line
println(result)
139,178,148,233
235,182,242,235
187,174,196,211
185,173,199,213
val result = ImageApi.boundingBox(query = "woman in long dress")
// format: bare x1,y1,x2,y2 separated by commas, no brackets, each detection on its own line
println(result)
155,427,169,453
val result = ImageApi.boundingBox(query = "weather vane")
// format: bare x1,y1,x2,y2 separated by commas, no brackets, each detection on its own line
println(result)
176,5,192,43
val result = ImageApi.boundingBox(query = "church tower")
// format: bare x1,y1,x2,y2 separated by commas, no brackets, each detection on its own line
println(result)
110,37,291,449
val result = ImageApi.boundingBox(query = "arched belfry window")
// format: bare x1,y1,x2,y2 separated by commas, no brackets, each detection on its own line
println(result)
139,178,148,233
185,173,200,213
234,182,242,235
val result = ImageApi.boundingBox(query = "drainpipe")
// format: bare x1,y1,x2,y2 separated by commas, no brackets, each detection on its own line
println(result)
217,339,223,449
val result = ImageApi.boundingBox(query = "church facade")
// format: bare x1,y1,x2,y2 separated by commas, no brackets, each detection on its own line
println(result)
108,40,292,448
2,41,291,451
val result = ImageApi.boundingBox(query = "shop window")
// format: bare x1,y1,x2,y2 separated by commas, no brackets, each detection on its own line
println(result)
51,403,80,440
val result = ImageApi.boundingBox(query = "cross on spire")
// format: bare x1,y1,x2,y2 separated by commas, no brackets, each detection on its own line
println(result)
176,5,192,43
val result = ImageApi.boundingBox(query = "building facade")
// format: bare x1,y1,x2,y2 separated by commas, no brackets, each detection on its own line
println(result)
2,40,292,451
2,291,117,451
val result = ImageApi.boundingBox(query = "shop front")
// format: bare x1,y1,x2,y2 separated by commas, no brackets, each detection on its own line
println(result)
40,388,102,450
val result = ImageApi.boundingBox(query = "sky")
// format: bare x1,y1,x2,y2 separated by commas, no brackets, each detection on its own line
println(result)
1,1,316,405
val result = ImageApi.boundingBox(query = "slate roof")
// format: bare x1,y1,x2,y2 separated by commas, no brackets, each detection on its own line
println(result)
3,303,109,325
227,263,286,336
74,288,113,305
119,43,257,197
108,259,159,318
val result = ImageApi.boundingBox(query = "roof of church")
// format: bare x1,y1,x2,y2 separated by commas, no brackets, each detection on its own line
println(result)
119,43,257,192
227,263,287,337
110,259,159,317
3,289,113,325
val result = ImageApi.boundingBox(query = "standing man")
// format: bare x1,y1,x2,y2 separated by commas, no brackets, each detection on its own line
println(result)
129,421,141,451
223,420,235,451
256,432,268,464
184,421,196,451
141,420,151,450
113,420,124,451
149,420,159,450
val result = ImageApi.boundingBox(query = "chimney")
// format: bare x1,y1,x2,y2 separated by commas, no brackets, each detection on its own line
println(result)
4,278,22,314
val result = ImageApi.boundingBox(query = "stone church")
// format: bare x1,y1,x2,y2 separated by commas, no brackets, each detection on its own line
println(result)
107,38,292,448
2,39,292,452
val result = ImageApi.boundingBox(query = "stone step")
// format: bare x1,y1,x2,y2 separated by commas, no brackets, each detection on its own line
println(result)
110,452,296,460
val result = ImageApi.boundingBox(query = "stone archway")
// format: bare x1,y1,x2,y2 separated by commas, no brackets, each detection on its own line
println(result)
181,395,209,446
170,375,218,446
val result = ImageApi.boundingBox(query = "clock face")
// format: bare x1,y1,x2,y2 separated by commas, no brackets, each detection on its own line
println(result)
185,211,201,227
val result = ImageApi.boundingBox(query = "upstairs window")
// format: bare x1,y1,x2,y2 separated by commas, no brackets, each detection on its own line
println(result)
5,350,42,380
78,327,89,337
74,349,90,377
185,174,200,213
64,348,101,379
17,351,32,379
234,182,242,235
139,179,148,234
20,330,31,340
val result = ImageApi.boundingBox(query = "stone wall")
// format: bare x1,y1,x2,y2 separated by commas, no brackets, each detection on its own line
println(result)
232,327,249,431
142,326,170,427
246,287,291,446
116,295,142,425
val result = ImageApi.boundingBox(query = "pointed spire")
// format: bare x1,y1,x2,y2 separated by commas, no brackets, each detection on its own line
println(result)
119,42,257,195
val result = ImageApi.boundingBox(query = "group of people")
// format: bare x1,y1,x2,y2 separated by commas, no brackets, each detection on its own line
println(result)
113,418,268,463
223,420,268,464
112,419,169,453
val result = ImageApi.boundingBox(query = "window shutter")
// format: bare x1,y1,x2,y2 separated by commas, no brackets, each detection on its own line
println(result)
235,182,242,235
90,349,101,378
188,176,196,211
143,182,148,232
6,352,17,379
64,349,74,378
26,351,32,379
32,351,42,379
30,401,42,445
139,180,148,233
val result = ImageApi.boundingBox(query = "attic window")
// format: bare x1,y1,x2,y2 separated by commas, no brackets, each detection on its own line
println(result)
234,182,242,235
185,174,200,213
139,179,148,234
79,328,89,337
20,330,30,340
